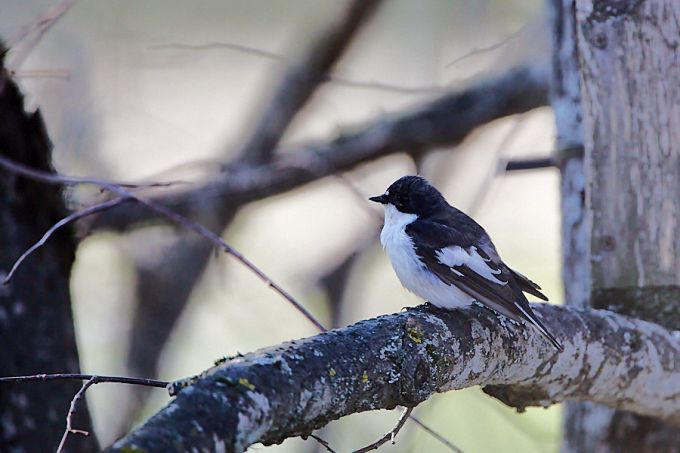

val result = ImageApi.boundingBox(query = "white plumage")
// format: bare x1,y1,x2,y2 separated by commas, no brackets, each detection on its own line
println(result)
380,204,475,309
435,246,507,285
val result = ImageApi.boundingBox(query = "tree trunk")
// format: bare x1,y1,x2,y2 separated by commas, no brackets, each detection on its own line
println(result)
0,53,97,452
563,0,680,450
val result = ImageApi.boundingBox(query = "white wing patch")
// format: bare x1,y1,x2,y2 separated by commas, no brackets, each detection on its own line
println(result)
436,245,507,285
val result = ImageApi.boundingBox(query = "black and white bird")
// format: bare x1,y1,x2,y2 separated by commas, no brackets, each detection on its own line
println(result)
370,175,562,351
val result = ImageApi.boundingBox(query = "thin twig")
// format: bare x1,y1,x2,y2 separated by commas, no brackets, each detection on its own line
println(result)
504,156,555,171
3,198,125,283
0,155,186,189
151,41,443,96
6,0,78,69
445,24,527,68
150,41,286,61
466,114,526,215
0,155,326,332
309,434,338,453
352,407,414,453
408,414,464,453
13,69,71,80
333,174,383,222
0,373,169,387
325,75,445,95
55,377,97,453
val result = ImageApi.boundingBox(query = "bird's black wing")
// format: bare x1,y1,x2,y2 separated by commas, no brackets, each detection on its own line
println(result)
405,219,562,350
509,268,549,301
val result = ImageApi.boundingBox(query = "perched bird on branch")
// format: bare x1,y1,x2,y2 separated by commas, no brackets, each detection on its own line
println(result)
370,175,562,351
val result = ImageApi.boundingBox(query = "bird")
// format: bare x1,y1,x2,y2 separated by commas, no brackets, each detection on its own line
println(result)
369,175,562,351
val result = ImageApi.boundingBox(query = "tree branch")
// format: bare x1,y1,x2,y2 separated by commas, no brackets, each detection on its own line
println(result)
236,0,382,163
92,65,550,231
504,156,556,172
352,407,413,453
107,303,680,452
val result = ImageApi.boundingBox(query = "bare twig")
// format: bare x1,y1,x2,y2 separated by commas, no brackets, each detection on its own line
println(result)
309,434,338,453
3,197,125,283
55,377,97,453
13,68,71,80
504,156,556,171
152,41,444,96
0,154,186,189
465,114,526,214
333,174,383,221
0,154,326,332
150,41,285,61
0,373,169,388
6,0,78,69
352,407,414,453
445,24,528,68
409,414,464,453
324,75,445,95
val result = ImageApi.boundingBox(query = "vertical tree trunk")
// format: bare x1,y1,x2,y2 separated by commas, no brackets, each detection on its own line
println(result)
561,1,680,450
547,1,597,451
0,53,97,452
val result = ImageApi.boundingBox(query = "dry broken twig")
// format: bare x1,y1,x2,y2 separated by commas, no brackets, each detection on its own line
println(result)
55,377,97,453
0,373,168,453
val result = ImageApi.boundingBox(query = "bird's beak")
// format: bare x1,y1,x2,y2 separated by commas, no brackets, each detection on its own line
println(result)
369,194,388,204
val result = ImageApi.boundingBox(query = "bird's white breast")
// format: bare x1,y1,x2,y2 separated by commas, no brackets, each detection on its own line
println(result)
379,204,474,309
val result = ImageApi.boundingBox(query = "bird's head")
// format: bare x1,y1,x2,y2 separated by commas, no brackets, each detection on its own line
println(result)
369,175,447,216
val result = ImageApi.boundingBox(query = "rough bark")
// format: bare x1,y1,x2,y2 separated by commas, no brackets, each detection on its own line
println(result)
551,0,588,310
0,51,96,452
575,0,680,450
547,0,599,450
90,65,549,232
107,303,680,452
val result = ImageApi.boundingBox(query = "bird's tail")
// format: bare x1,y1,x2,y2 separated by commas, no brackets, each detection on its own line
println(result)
515,304,563,351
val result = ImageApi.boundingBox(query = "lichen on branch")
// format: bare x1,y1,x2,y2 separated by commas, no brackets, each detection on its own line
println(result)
108,303,680,452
